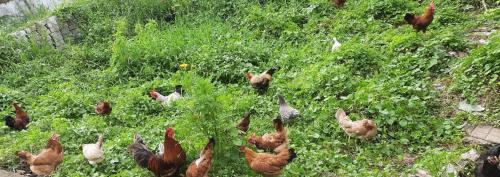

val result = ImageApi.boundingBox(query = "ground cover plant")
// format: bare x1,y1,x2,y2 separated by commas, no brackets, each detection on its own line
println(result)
0,0,499,176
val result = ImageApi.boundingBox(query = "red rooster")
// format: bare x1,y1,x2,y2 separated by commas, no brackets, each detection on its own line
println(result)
404,1,436,33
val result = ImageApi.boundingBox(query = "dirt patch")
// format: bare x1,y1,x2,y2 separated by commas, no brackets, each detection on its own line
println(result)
0,170,24,177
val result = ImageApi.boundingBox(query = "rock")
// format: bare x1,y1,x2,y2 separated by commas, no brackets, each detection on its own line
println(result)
442,164,458,177
461,149,479,161
413,169,432,177
458,101,485,113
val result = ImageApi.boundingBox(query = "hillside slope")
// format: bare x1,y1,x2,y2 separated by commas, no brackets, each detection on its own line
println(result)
0,0,499,176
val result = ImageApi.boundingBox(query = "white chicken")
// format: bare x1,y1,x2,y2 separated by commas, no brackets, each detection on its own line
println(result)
278,95,300,121
150,85,183,106
82,134,104,165
331,38,342,52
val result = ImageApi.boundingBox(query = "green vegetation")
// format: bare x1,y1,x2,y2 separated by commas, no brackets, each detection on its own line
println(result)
0,0,499,176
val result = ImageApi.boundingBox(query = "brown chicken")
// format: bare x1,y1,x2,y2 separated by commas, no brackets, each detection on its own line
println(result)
248,118,287,151
129,128,186,177
335,109,377,139
332,0,346,7
246,66,280,91
4,101,30,130
18,134,64,176
186,138,215,177
162,127,187,173
404,1,435,33
95,101,112,115
236,112,251,133
240,143,296,177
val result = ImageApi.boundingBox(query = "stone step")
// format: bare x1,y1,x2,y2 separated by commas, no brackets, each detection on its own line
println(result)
464,125,500,145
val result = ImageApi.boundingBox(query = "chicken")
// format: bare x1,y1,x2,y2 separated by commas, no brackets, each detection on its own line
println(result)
4,102,30,130
404,1,435,33
246,66,280,91
82,134,104,165
18,133,64,176
240,143,297,177
95,101,112,115
475,145,500,177
150,85,183,106
332,0,346,7
162,127,187,173
331,38,342,52
186,138,215,177
248,118,287,151
129,134,171,177
278,95,300,121
335,109,377,139
236,112,251,133
129,128,186,177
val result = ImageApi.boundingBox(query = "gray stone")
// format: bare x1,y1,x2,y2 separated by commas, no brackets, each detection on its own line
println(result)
461,149,479,161
464,136,491,145
10,30,28,41
45,16,60,33
49,32,64,48
485,128,500,144
471,126,493,139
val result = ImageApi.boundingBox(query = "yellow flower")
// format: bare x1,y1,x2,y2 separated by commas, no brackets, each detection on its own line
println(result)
179,63,189,69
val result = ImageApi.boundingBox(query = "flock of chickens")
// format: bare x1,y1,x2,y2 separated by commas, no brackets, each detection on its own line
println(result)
2,1,499,177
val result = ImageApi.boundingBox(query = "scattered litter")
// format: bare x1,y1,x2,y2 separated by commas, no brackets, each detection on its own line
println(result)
458,101,485,113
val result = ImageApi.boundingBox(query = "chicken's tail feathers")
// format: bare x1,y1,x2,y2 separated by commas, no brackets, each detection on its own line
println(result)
4,115,14,128
97,134,104,148
174,85,183,94
3,115,13,120
208,137,216,146
266,66,280,75
134,134,144,144
404,13,415,24
288,148,297,163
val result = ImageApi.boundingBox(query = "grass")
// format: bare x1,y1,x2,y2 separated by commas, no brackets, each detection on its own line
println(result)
0,0,499,176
